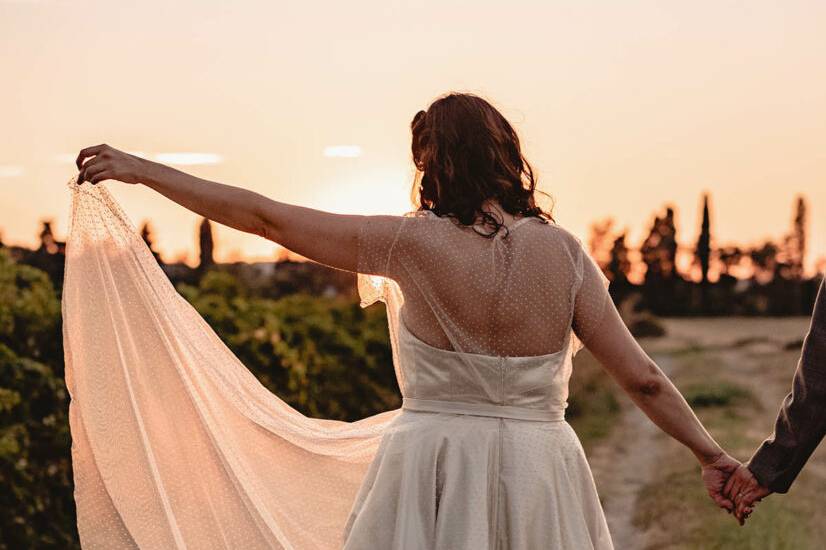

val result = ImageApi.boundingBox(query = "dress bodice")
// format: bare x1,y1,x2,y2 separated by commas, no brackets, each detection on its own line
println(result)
397,315,574,421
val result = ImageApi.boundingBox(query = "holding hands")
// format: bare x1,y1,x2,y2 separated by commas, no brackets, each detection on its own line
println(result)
702,454,772,525
724,465,772,523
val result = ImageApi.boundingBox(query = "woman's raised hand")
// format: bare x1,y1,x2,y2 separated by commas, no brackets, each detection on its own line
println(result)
76,144,148,185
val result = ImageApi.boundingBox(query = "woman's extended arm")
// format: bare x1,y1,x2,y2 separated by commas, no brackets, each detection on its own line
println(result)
76,144,366,272
585,303,720,461
581,298,740,513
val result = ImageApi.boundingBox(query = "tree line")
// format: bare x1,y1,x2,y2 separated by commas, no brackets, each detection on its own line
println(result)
588,194,822,316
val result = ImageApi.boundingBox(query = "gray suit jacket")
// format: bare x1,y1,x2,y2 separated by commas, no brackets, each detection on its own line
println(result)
747,277,826,493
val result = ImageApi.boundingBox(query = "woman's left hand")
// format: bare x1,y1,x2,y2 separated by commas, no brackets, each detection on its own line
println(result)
76,144,148,185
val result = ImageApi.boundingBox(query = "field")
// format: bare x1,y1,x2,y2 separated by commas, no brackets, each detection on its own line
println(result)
570,317,826,549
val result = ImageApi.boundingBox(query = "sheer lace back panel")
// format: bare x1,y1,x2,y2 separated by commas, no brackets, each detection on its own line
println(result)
357,210,610,411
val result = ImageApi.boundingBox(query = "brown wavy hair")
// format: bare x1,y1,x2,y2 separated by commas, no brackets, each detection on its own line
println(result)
410,92,553,237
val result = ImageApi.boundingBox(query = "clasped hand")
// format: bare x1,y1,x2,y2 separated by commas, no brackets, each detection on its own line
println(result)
701,454,772,525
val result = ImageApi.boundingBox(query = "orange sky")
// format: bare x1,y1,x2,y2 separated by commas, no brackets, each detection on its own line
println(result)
2,1,825,270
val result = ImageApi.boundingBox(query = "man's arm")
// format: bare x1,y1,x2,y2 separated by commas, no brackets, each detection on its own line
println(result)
747,278,826,493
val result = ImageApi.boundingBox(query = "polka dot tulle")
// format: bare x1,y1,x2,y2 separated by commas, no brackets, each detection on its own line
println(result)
357,209,610,360
64,177,613,549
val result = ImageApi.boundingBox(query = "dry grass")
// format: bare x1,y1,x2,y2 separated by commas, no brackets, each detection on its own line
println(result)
568,349,621,451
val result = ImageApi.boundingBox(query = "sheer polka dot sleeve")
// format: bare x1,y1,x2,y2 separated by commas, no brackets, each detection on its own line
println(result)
571,242,611,355
356,215,406,307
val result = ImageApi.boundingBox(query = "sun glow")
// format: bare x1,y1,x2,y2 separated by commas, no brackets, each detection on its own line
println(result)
0,165,24,177
323,146,362,158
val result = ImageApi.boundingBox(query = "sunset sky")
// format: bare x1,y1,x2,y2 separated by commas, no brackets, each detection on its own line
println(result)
2,1,825,271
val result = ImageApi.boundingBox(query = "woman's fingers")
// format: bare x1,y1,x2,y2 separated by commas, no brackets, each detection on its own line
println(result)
82,163,109,184
76,144,108,170
78,156,107,184
735,493,760,525
723,469,751,525
735,499,751,525
736,490,762,518
75,144,144,185
88,170,112,184
736,498,748,519
724,468,746,502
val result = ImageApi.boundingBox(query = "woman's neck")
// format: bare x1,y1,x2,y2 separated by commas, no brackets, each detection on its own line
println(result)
479,199,521,225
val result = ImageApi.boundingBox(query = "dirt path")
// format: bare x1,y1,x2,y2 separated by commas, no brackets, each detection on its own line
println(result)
586,353,674,548
586,317,819,547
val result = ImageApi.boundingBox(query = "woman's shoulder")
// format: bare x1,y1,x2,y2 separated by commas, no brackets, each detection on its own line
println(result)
403,209,433,219
527,219,590,266
536,219,584,245
402,209,453,224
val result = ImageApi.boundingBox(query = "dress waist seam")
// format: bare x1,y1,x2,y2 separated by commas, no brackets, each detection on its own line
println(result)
401,397,565,422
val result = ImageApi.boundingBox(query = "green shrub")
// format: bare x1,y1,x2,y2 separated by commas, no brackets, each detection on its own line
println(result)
683,382,753,409
629,314,667,338
0,249,76,549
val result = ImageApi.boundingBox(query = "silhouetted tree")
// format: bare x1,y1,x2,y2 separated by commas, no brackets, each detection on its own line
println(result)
140,221,163,265
38,220,59,254
782,196,809,313
605,232,634,305
790,196,807,280
640,206,682,314
695,193,711,284
718,246,744,277
198,218,214,270
18,221,67,290
750,241,779,282
641,207,678,283
588,219,614,268
607,233,632,286
588,219,636,304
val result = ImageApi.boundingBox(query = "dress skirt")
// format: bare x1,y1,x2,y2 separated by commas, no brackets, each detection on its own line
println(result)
343,408,614,550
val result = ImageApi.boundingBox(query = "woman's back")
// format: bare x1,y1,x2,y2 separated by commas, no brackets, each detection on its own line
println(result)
357,210,610,358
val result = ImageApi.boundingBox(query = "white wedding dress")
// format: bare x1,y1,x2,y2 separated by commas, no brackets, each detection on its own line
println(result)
62,175,614,549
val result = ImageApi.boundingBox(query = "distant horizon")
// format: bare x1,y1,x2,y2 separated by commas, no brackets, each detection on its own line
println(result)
3,187,822,282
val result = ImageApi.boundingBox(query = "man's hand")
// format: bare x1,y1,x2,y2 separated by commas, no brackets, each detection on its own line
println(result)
700,452,741,514
76,144,149,185
724,465,772,524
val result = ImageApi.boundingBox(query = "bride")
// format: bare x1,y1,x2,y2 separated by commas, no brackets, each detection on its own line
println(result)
66,92,739,549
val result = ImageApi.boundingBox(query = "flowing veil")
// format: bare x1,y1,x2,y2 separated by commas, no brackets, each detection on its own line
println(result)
62,176,401,549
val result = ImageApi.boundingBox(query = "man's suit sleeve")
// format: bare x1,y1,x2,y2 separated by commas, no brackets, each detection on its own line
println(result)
747,278,826,493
